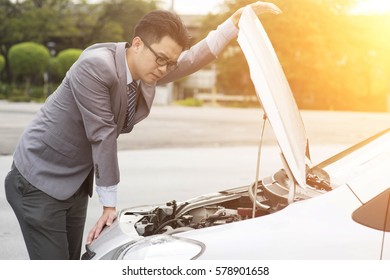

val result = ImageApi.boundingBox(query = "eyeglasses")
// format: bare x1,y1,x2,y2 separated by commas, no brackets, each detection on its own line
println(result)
141,38,178,71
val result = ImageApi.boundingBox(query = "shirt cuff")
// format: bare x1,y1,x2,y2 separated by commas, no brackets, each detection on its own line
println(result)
206,18,239,56
96,184,117,207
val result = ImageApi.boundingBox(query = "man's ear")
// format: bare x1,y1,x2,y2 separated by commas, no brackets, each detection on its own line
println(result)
131,37,142,51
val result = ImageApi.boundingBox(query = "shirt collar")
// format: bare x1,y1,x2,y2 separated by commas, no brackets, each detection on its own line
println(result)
125,50,139,85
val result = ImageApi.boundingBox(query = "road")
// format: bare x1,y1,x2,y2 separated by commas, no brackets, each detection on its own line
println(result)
1,100,390,154
0,100,390,259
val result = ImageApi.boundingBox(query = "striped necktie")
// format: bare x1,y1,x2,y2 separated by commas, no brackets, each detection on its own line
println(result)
121,80,138,133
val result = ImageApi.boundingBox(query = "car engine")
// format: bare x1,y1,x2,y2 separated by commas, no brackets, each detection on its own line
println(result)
124,168,330,237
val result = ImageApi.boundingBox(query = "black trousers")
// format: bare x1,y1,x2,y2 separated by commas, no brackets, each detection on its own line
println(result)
5,163,89,260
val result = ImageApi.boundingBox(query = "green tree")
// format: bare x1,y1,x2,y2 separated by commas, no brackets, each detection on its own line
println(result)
66,0,158,48
56,48,83,78
198,0,390,111
0,0,75,82
8,42,50,95
0,54,5,97
0,55,4,73
0,0,158,84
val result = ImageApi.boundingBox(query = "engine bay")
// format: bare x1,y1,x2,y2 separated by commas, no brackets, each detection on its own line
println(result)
123,168,330,237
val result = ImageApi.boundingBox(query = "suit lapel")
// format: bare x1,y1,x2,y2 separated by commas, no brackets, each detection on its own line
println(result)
115,42,130,136
134,82,155,123
114,42,156,132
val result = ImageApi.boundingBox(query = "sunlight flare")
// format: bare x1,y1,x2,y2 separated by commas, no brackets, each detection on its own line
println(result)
352,0,390,14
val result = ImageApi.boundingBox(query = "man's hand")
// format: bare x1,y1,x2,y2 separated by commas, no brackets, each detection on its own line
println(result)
231,1,282,26
86,206,117,244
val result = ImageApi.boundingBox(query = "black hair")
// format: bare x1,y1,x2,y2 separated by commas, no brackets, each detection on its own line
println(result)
133,10,191,50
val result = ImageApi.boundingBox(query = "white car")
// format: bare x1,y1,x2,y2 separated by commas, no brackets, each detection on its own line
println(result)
82,7,390,260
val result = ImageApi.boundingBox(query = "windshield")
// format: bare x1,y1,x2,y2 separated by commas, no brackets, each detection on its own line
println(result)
316,129,390,193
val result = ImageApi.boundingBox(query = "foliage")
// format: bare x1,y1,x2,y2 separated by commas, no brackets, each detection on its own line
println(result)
0,55,4,72
55,48,83,77
9,42,50,80
199,0,390,112
1,0,389,111
88,0,157,44
8,42,50,96
0,0,75,81
8,93,32,102
0,81,8,97
0,0,158,83
55,0,158,49
49,56,62,83
175,98,204,107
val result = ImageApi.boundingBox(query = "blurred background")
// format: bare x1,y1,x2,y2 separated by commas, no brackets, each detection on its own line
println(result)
1,0,390,111
2,0,390,260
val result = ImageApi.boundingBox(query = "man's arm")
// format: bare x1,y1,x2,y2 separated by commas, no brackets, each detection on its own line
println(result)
157,16,236,84
230,1,281,27
158,1,281,85
67,52,120,244
68,53,120,188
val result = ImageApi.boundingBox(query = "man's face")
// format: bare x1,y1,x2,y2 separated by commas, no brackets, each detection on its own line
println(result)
131,36,183,84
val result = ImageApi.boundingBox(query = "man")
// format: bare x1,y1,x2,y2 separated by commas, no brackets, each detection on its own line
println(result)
5,1,281,259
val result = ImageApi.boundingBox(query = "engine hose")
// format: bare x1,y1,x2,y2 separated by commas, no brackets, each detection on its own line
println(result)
248,181,270,210
152,218,183,235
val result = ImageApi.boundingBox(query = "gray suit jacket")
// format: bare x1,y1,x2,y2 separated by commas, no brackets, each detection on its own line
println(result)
13,37,216,200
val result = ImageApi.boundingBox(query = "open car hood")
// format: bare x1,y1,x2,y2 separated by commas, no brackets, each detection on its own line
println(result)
237,7,310,189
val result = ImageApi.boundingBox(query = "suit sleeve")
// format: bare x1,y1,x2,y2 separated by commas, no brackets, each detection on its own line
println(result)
67,55,120,187
158,18,238,85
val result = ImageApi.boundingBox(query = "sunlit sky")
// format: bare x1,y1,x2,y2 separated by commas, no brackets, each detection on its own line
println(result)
159,0,224,15
162,0,390,15
84,0,223,14
84,0,390,15
351,0,390,14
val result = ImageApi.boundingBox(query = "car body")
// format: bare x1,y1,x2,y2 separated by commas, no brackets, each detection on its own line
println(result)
82,128,390,260
82,7,390,260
